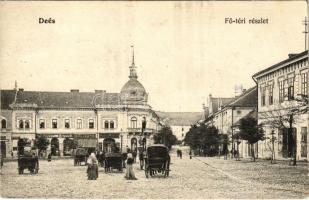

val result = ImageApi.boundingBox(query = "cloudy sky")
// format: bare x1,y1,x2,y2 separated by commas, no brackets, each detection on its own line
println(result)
0,1,307,112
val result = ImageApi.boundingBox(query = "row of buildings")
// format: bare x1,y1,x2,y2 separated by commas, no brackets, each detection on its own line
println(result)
203,51,308,161
0,54,163,157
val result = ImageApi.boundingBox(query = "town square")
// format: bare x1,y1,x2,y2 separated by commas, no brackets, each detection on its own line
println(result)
0,1,309,199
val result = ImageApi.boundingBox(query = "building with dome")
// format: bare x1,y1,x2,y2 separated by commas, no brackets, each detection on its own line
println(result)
0,51,162,158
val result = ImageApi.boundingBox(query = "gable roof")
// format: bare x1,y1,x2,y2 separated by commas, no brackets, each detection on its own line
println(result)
224,86,257,108
0,89,121,109
155,111,203,126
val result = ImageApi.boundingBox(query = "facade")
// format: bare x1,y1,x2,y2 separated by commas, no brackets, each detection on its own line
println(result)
156,111,203,141
253,51,308,161
205,87,258,158
0,55,162,157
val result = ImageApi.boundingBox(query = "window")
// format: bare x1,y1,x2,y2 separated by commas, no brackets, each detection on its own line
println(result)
268,85,273,105
301,73,308,96
39,119,45,129
65,119,70,129
287,77,294,100
110,121,115,129
1,119,6,129
279,80,284,103
261,86,266,106
25,120,30,129
19,120,24,129
77,119,82,129
104,120,109,129
52,119,57,129
89,119,94,129
131,117,137,128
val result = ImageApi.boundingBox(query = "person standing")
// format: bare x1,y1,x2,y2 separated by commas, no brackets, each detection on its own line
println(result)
87,152,98,180
125,153,137,180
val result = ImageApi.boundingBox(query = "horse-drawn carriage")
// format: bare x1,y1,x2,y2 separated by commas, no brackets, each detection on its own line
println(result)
104,152,124,172
144,144,170,178
17,146,39,174
73,148,88,166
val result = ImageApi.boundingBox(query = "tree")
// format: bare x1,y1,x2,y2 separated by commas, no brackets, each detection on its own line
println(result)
34,136,50,156
154,125,177,149
237,116,265,162
184,123,220,156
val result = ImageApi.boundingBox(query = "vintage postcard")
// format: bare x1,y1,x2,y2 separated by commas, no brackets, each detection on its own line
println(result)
0,1,308,199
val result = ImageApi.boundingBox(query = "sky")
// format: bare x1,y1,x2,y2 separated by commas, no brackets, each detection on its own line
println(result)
0,1,307,112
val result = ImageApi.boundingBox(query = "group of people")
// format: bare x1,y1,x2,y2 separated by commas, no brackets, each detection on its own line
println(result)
86,147,139,181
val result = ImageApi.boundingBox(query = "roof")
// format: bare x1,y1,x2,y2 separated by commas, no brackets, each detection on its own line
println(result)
0,90,16,110
233,109,257,127
224,86,257,108
209,97,234,114
0,89,121,109
155,111,203,126
253,50,308,79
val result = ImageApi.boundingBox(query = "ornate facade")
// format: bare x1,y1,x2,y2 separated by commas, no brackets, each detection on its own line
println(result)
0,53,161,157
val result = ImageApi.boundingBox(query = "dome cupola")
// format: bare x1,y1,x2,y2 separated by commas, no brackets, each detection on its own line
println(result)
120,46,148,104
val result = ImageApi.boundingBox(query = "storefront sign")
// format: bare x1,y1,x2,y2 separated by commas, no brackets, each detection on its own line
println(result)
36,134,59,138
60,134,73,138
74,134,96,139
99,133,120,139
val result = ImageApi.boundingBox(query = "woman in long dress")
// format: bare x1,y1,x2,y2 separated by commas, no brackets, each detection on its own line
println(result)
87,152,98,180
125,153,137,180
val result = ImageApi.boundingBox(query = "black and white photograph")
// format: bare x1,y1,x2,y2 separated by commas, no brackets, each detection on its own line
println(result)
0,1,308,199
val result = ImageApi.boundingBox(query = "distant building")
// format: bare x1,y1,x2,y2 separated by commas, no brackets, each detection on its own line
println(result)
253,51,308,161
0,53,162,157
205,87,258,158
155,111,203,141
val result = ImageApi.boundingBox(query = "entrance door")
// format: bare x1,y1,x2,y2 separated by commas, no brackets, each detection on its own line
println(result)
282,128,295,158
1,141,6,158
51,137,59,156
131,138,137,153
103,138,115,153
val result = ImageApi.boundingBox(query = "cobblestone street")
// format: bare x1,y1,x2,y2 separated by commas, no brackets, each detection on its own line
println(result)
1,148,308,199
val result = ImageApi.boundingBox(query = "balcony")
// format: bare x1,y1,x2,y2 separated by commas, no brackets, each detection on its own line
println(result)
127,128,155,133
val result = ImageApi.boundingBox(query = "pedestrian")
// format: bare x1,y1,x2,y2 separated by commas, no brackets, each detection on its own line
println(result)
132,151,137,163
125,153,137,180
139,150,144,170
179,150,182,159
87,152,98,180
189,150,192,159
11,151,13,158
47,153,52,162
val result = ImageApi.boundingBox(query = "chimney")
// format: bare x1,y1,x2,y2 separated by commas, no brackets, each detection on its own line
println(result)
19,88,24,92
70,89,79,93
288,54,298,59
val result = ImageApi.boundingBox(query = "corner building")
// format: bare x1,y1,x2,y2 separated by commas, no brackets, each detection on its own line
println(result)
0,56,161,157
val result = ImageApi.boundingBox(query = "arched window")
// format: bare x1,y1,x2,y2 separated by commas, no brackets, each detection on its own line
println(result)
131,117,137,128
1,119,6,129
104,120,109,129
25,120,30,129
19,120,24,129
110,121,115,129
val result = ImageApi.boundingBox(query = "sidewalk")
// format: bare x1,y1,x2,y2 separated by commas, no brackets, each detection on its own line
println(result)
192,155,309,196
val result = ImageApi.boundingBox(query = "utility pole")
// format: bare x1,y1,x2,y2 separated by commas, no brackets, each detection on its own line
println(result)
303,17,308,51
